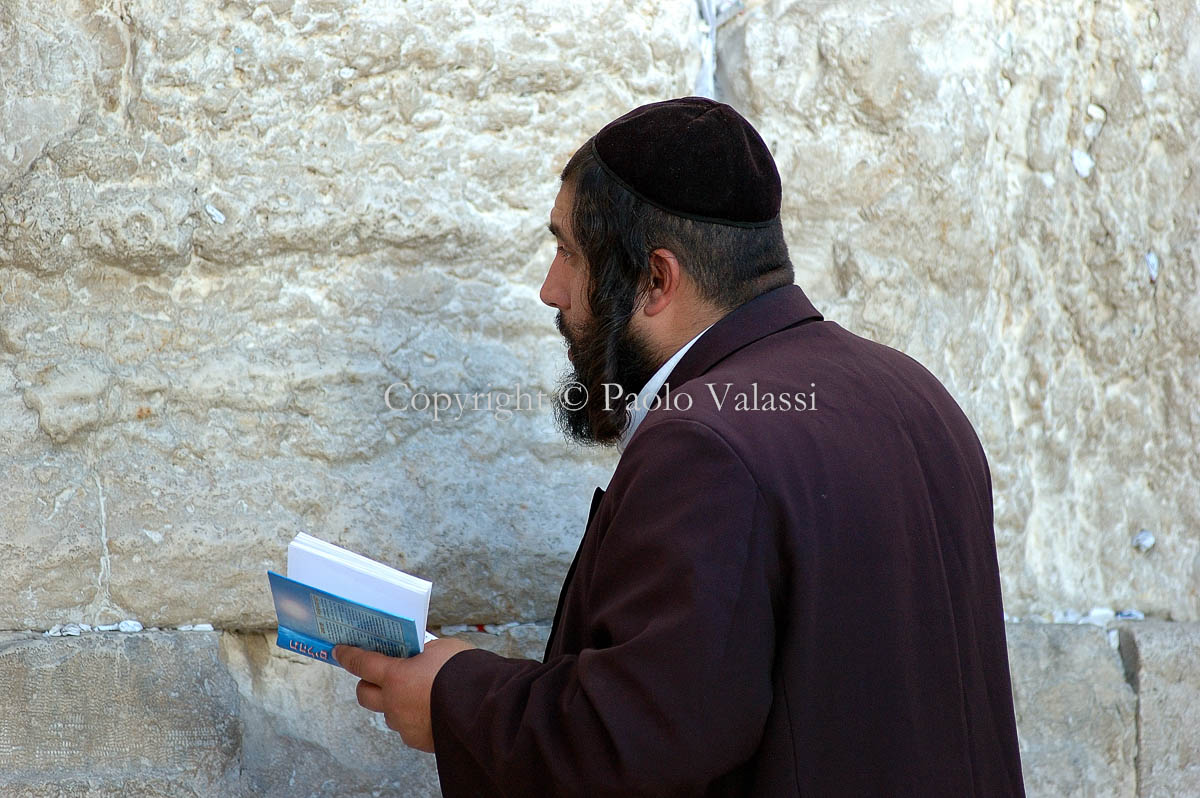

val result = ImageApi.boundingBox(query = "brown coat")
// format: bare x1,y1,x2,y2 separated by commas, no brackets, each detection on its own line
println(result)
430,285,1025,797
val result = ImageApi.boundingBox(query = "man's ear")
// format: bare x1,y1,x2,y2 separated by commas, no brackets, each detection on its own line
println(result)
642,248,683,317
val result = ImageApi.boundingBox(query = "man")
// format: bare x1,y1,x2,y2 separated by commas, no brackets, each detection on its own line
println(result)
336,97,1026,796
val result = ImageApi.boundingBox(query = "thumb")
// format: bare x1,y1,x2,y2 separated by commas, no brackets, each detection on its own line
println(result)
333,644,365,674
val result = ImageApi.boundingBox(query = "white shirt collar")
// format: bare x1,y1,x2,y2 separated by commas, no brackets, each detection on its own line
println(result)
616,324,713,454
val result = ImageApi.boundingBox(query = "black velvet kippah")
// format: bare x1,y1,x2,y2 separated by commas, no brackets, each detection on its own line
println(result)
591,96,781,228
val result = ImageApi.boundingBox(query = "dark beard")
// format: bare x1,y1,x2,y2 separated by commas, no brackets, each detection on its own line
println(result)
552,311,661,446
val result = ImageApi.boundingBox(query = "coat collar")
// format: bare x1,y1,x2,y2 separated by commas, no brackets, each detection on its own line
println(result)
665,284,824,387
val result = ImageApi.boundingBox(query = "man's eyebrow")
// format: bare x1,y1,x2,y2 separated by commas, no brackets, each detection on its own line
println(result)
547,221,566,241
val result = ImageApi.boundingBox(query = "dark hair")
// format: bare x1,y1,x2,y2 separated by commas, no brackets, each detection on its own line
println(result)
560,137,794,328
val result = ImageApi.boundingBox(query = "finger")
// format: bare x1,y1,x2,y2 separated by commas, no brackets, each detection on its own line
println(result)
334,645,392,684
356,678,385,713
332,644,363,674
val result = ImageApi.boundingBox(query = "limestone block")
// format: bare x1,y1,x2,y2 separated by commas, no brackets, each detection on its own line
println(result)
220,631,441,797
220,625,548,796
0,1,101,193
719,0,1200,619
21,361,116,444
4,0,1192,641
0,0,699,629
0,455,105,629
1006,622,1136,798
439,621,552,661
0,632,240,796
0,778,224,798
1122,621,1200,798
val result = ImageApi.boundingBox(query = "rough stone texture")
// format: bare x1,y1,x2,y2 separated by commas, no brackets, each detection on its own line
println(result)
0,626,554,797
220,625,548,796
0,631,240,796
441,621,552,660
1,0,1196,629
1,624,1198,795
718,0,1200,620
1007,622,1137,797
3,0,1200,791
220,631,441,797
0,0,699,629
1123,621,1200,797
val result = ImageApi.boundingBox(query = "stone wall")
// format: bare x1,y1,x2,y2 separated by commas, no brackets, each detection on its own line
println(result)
2,0,1197,794
718,0,1199,621
1,0,699,631
0,621,1196,796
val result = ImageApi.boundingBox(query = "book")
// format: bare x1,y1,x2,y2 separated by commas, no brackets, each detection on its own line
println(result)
267,532,435,667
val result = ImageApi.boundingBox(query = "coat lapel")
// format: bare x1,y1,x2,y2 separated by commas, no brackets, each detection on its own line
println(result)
543,486,605,659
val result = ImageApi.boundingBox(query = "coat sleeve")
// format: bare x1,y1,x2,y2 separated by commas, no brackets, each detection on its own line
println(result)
429,418,779,797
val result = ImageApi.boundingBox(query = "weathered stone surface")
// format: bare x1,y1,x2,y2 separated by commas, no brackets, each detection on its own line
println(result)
3,5,1200,788
0,627,553,796
0,0,700,629
719,0,1200,620
0,779,230,798
219,624,552,796
3,0,1197,629
220,631,442,797
0,456,103,629
1,622,1191,796
438,621,552,660
0,631,240,796
1007,622,1137,798
1123,621,1200,798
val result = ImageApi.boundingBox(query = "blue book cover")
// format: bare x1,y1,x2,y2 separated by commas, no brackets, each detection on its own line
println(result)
267,570,423,667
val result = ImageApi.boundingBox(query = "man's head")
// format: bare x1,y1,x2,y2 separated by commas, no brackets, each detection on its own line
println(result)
541,97,795,446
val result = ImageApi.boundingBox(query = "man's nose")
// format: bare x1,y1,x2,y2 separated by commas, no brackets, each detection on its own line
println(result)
539,259,567,310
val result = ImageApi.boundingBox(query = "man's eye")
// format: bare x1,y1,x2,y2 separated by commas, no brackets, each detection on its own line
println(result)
557,246,571,259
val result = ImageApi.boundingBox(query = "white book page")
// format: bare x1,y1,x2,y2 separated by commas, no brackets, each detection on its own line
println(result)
287,532,431,646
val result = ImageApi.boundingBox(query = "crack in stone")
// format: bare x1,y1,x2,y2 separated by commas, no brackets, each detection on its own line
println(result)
90,471,116,622
694,0,743,99
1116,626,1142,796
110,0,140,130
695,0,717,98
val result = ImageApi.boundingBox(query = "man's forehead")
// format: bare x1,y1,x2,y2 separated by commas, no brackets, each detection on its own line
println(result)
549,183,574,238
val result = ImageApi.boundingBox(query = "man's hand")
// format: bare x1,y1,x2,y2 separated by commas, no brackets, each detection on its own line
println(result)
334,637,476,752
